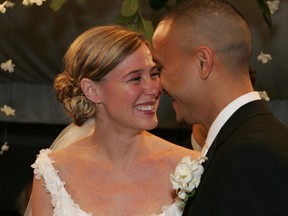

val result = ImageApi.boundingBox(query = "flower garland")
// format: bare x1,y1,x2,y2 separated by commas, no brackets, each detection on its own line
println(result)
0,0,45,13
170,156,207,207
0,57,16,154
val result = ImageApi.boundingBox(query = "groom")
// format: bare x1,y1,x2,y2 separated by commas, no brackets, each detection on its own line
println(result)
152,0,288,215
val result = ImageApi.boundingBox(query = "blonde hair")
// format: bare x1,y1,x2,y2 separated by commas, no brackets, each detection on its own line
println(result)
54,25,148,126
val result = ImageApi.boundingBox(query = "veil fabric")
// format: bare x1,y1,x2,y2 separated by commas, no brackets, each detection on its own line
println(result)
24,118,95,216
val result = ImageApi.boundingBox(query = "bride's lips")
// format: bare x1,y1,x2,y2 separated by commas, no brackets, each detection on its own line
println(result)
134,101,157,113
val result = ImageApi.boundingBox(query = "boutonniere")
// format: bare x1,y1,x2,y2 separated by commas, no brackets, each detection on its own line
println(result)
170,156,207,207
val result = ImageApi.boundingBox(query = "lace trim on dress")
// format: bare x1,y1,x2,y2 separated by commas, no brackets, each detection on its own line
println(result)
32,149,184,216
151,202,183,216
32,149,92,216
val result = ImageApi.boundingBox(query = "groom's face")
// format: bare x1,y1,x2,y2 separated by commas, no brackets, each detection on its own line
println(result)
152,19,200,126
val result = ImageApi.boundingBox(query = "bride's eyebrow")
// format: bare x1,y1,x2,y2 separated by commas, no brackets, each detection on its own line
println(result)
123,70,142,78
122,63,158,79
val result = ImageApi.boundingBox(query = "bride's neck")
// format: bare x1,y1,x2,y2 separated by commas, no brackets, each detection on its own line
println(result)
89,129,150,169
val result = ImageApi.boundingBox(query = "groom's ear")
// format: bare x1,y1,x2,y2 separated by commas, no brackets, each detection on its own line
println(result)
196,46,213,80
80,78,102,104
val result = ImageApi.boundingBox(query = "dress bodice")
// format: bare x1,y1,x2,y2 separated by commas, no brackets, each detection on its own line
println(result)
32,149,183,216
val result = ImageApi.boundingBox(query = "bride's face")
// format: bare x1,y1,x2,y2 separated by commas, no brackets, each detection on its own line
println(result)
96,43,162,131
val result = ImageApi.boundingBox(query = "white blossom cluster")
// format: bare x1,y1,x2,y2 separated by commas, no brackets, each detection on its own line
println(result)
257,52,273,64
266,0,280,15
0,58,16,156
0,0,46,14
0,142,9,155
22,0,46,6
0,58,16,118
170,156,207,207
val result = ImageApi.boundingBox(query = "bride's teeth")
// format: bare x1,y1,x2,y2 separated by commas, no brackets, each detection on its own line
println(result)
135,105,154,111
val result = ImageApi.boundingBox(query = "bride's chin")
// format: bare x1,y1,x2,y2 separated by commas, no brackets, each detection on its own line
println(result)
144,119,158,131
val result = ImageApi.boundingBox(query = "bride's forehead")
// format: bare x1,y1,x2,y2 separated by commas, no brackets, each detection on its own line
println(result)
105,48,154,76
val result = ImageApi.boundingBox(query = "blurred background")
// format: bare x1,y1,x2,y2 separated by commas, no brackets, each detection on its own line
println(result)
0,0,287,214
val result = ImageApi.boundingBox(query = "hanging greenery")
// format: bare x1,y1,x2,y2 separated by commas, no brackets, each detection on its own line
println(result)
116,0,276,41
47,0,277,40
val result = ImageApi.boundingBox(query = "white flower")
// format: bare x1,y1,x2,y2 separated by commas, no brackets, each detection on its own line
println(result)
0,142,9,155
257,52,272,64
170,156,207,206
1,59,15,73
5,1,15,8
266,0,280,15
0,104,16,116
0,1,14,13
0,1,7,13
22,0,46,6
259,90,270,101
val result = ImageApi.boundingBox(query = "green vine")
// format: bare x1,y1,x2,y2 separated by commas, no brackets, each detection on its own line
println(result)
49,0,86,12
117,0,273,41
116,0,154,41
255,0,272,27
46,0,274,40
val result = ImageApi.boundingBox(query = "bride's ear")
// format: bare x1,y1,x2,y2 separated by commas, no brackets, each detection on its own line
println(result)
80,78,102,104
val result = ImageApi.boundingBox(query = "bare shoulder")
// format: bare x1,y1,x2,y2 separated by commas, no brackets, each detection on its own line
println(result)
147,132,201,163
48,143,83,170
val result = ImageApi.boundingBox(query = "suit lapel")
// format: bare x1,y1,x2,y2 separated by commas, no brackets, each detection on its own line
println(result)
202,100,271,171
183,100,272,211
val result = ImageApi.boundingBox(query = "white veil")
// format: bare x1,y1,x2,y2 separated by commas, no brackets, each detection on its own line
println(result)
24,118,95,216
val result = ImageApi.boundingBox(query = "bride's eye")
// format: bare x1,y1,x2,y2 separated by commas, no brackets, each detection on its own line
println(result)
129,76,141,82
127,73,142,83
125,70,142,83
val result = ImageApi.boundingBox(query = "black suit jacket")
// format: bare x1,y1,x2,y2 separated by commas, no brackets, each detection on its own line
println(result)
183,100,288,216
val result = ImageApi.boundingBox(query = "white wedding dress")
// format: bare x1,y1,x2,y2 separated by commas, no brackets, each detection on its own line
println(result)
32,149,183,216
25,119,183,216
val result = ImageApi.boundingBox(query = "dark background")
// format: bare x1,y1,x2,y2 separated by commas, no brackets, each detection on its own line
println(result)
0,0,288,214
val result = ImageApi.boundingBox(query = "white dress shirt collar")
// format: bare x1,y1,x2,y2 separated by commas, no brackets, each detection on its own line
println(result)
201,91,261,156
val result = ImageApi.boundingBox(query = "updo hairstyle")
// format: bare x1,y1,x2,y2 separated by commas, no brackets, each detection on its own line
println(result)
54,25,148,126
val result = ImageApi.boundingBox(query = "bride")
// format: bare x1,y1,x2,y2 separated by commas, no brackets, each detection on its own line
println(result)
25,25,199,216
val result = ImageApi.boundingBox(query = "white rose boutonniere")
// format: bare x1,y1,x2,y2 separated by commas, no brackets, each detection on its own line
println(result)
170,156,207,207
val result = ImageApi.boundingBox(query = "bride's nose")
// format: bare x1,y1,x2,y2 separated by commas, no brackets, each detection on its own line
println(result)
144,78,162,98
